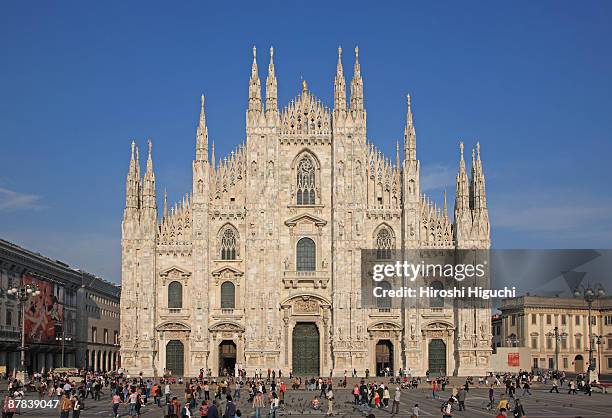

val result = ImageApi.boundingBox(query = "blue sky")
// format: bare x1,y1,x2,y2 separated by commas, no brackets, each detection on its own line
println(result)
1,1,611,283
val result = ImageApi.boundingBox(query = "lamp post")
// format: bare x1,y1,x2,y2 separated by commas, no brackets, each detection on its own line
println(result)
574,283,605,383
55,332,72,368
545,326,568,375
7,280,41,382
595,335,603,377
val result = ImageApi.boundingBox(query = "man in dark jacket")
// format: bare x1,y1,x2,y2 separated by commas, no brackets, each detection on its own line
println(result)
223,395,236,418
208,400,219,418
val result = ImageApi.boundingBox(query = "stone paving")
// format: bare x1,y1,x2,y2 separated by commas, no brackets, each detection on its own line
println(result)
8,384,612,418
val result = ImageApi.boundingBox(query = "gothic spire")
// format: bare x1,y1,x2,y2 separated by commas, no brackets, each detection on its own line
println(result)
395,140,400,168
266,46,278,115
142,139,156,209
124,141,140,210
455,141,470,213
196,94,208,162
472,142,487,211
404,94,417,163
248,46,262,114
350,46,364,112
211,141,216,169
334,46,347,113
163,188,168,218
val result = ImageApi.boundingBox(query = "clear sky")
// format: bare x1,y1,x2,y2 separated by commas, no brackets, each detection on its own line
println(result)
1,1,611,283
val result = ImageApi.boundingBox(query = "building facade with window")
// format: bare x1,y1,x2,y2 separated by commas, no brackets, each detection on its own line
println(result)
77,276,121,372
498,295,612,374
120,47,492,377
0,239,120,374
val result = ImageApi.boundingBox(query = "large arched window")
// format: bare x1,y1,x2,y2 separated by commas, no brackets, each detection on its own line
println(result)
375,227,394,260
168,281,183,309
219,225,238,260
220,281,235,309
377,281,392,311
296,155,316,205
429,281,444,308
296,237,316,271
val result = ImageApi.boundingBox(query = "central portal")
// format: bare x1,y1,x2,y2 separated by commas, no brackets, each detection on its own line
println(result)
376,340,393,376
428,339,446,376
218,340,237,377
292,322,320,376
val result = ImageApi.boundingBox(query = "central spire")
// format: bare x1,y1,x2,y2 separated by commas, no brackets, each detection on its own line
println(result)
404,94,417,163
196,94,208,162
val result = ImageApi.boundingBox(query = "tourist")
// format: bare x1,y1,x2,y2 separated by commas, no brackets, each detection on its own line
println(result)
71,393,84,418
391,386,401,416
111,392,122,418
224,395,237,418
456,387,466,411
549,378,559,393
207,400,219,418
199,400,208,417
441,397,454,418
59,393,72,418
352,384,360,404
252,391,264,418
513,398,526,417
325,386,334,416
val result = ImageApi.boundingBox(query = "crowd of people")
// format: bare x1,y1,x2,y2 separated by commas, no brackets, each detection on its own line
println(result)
0,367,607,418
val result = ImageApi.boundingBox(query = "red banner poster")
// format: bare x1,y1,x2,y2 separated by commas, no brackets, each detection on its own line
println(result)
508,352,520,367
22,276,63,344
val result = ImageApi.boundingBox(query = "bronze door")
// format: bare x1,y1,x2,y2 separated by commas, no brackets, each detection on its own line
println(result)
292,323,320,375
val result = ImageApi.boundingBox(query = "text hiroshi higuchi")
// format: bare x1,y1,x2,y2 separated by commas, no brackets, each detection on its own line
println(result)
372,286,516,300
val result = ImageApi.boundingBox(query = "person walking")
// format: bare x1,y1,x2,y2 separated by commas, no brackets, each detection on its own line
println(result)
487,385,495,410
325,387,334,416
432,379,439,399
441,397,454,418
71,393,84,418
252,391,264,418
410,403,419,418
456,387,466,411
111,392,121,418
568,380,577,394
391,386,401,416
512,398,526,418
58,393,72,418
521,381,531,396
549,378,559,393
223,395,236,418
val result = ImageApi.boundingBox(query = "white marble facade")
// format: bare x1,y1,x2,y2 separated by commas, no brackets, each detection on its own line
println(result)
119,47,492,377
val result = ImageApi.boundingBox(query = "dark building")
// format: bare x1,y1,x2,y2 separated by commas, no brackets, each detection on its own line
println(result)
0,239,120,374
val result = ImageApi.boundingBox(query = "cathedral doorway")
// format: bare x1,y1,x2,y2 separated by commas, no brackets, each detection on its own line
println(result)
292,322,319,376
574,355,584,373
218,340,237,377
166,340,184,376
428,339,446,376
375,340,393,376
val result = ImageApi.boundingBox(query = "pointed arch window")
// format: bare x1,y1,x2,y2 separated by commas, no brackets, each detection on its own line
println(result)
219,225,238,260
296,237,316,271
220,281,235,309
375,227,394,260
296,155,316,205
168,281,183,309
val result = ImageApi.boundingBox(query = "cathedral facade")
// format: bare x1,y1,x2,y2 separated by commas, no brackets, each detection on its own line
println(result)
119,47,492,378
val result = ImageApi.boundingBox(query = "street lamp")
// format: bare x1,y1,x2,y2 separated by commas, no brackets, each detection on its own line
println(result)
7,280,41,382
574,283,605,382
545,326,568,375
55,335,72,368
595,335,603,377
